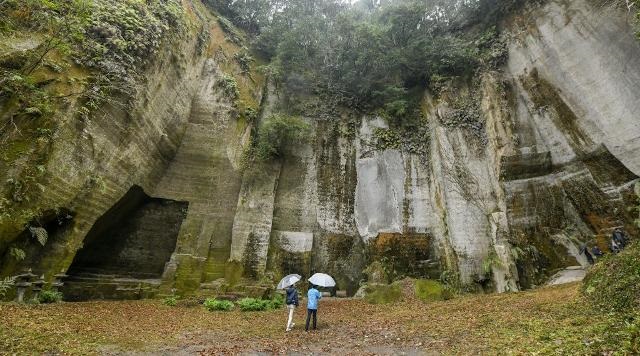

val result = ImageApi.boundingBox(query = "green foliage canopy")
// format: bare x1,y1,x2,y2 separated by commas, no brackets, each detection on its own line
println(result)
214,0,528,119
248,114,311,164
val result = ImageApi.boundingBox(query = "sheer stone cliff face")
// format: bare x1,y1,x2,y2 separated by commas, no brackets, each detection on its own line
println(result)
1,0,639,299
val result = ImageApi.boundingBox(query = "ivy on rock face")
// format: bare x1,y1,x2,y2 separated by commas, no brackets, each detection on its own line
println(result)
0,0,186,118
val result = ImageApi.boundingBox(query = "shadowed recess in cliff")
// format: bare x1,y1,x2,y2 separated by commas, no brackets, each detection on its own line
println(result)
67,186,188,280
0,208,75,278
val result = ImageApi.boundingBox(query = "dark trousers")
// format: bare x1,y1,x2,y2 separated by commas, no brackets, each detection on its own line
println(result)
305,308,317,330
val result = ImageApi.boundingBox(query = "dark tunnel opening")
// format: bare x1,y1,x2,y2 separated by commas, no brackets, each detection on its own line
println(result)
67,185,188,280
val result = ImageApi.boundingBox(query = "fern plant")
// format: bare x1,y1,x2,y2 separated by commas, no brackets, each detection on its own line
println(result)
9,247,26,261
29,226,48,246
0,277,16,299
482,250,504,274
163,296,178,307
204,298,234,311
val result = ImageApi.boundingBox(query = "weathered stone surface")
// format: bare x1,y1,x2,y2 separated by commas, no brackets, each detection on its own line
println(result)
546,267,587,286
508,0,640,173
3,0,640,299
230,165,280,278
0,19,207,284
355,118,405,241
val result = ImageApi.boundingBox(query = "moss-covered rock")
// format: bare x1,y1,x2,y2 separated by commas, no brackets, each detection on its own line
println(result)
363,261,388,284
414,279,445,302
363,283,402,304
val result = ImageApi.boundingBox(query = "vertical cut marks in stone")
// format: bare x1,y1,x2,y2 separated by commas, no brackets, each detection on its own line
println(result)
67,185,188,279
273,248,311,280
242,232,260,279
506,180,577,289
265,231,313,278
327,234,356,260
315,233,366,296
315,121,357,232
560,172,613,219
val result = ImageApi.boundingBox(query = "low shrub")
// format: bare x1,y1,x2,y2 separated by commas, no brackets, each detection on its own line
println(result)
0,277,15,299
268,294,284,309
38,290,63,304
163,296,178,307
203,298,234,311
249,114,311,163
237,297,271,311
218,74,240,100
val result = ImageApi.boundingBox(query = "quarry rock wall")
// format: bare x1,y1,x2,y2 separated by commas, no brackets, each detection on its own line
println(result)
1,0,639,298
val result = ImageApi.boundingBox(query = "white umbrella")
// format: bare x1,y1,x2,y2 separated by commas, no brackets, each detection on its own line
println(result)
308,273,336,288
277,274,302,289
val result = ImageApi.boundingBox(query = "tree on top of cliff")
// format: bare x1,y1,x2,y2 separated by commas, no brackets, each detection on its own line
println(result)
206,0,530,124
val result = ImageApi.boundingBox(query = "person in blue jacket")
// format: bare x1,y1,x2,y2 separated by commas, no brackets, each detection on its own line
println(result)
285,284,299,332
305,283,322,331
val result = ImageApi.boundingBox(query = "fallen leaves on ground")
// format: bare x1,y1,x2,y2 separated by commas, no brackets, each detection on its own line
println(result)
0,282,635,355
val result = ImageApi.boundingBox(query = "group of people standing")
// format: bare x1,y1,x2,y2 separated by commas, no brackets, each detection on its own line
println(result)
285,283,322,332
581,227,630,264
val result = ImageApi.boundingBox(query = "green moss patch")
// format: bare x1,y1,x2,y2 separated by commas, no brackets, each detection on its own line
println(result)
414,279,445,302
364,283,402,304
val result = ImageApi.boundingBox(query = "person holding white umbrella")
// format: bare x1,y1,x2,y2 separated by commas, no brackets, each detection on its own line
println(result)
277,274,301,332
306,282,322,331
305,273,336,331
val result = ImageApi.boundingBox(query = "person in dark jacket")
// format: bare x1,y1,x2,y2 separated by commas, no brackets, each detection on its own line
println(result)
610,237,621,254
591,245,604,258
285,284,299,332
579,243,594,264
612,228,627,249
584,246,595,265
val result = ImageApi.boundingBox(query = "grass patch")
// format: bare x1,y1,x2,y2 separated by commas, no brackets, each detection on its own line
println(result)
236,298,270,311
236,297,283,312
163,296,178,307
234,295,283,312
582,242,640,312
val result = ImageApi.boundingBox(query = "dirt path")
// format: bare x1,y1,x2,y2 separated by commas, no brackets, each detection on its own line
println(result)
0,283,633,355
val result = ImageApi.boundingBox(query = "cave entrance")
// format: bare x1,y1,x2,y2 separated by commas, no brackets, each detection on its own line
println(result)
65,186,187,300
